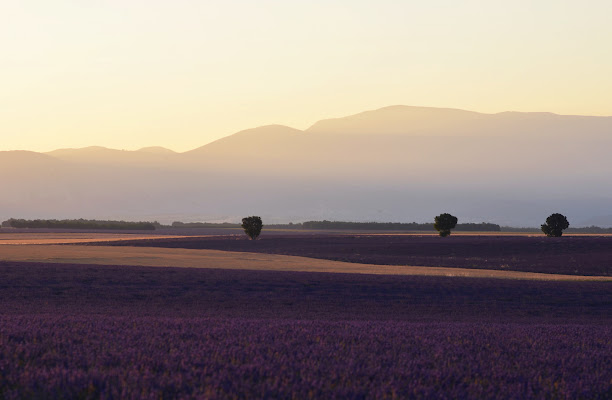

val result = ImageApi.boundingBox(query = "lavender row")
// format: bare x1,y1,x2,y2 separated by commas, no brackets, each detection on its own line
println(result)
1,262,610,322
1,315,610,399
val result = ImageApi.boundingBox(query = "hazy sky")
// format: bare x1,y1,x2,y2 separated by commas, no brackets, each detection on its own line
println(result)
2,0,611,152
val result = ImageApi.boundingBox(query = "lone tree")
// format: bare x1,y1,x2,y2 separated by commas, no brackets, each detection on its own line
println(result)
241,216,263,240
541,213,569,237
434,213,458,237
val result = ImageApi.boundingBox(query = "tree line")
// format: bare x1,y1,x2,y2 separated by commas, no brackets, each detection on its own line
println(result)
171,220,501,231
171,221,240,228
174,218,601,236
244,213,572,239
2,218,157,230
298,220,501,232
1,214,583,237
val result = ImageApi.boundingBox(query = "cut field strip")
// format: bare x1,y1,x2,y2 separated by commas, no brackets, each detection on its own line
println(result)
0,233,194,245
1,244,610,281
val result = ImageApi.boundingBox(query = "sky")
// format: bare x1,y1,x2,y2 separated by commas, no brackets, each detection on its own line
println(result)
2,0,612,152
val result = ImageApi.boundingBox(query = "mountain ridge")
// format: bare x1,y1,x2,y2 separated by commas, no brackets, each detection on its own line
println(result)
185,125,304,156
2,105,612,226
22,106,612,155
137,146,176,154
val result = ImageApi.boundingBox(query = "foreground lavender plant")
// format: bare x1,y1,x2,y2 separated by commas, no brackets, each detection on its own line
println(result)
1,316,610,399
1,262,610,398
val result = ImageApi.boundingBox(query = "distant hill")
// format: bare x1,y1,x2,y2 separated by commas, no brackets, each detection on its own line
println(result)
0,150,65,179
137,146,176,154
178,106,612,181
306,105,612,139
187,125,303,154
184,125,304,164
0,150,61,165
2,106,612,226
307,105,486,135
46,146,178,167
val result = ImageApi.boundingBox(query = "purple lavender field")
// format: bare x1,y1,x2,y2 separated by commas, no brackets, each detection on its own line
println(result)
1,261,611,399
3,316,611,399
93,234,612,276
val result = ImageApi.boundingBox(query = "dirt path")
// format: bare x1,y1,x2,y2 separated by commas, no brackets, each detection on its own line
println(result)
1,244,610,282
0,233,193,245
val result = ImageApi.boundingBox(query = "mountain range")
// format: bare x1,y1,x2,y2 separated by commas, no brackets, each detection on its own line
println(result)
2,105,612,226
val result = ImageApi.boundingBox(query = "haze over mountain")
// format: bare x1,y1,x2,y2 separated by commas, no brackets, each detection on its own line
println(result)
45,146,179,167
137,147,176,154
307,106,612,139
3,106,612,226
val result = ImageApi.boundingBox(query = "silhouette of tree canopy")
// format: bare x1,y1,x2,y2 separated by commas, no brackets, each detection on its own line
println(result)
298,221,499,232
241,216,263,240
541,213,569,237
172,221,240,228
434,213,458,237
3,218,156,230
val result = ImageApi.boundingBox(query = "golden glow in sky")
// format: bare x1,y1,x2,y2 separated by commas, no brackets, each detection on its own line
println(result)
2,0,612,152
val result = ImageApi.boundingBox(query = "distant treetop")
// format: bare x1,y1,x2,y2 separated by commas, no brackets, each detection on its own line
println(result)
241,216,263,240
3,218,157,230
541,213,569,237
434,213,458,237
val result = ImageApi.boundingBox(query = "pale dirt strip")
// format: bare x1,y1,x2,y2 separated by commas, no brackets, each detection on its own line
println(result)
1,232,611,246
0,245,610,282
0,234,194,245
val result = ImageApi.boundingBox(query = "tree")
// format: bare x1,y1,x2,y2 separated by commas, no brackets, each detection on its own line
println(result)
241,216,263,240
434,213,458,237
541,213,569,237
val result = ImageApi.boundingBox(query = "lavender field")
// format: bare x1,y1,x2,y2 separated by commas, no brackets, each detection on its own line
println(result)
1,261,611,398
93,234,612,276
2,316,611,399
